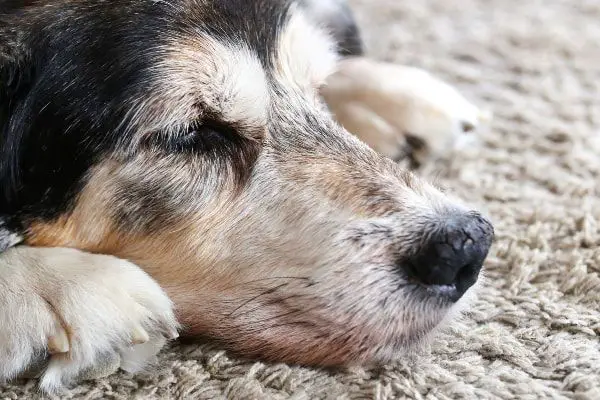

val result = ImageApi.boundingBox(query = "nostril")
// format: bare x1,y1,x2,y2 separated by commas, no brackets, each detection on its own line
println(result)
446,228,470,251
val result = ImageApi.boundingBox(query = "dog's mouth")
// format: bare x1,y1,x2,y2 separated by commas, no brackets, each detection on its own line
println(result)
405,266,483,304
401,278,463,305
421,282,461,302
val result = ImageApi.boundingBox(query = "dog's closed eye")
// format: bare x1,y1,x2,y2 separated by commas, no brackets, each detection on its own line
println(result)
143,120,245,155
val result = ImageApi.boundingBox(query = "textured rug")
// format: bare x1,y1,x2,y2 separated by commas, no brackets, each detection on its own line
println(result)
2,0,599,398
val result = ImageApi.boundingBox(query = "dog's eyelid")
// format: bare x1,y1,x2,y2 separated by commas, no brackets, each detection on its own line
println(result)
140,117,246,153
193,118,238,137
190,116,265,144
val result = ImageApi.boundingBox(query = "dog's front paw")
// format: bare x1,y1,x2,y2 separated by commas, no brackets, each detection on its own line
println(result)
0,246,178,392
322,58,490,166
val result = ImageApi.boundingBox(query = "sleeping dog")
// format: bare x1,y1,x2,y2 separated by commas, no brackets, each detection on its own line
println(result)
0,0,493,392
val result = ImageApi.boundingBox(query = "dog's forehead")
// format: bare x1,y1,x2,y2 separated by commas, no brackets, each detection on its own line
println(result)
130,2,338,135
137,38,269,135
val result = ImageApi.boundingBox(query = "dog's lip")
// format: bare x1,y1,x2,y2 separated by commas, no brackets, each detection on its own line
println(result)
424,283,463,302
407,280,462,302
401,261,468,303
426,283,457,296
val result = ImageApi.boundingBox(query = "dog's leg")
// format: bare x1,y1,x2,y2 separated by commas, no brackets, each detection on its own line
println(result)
322,59,488,166
302,0,488,165
0,246,178,392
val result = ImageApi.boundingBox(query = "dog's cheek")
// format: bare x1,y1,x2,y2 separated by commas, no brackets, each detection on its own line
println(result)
21,157,192,252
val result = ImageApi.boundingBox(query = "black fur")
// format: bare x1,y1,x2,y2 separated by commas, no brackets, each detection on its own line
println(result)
0,0,364,239
299,0,364,57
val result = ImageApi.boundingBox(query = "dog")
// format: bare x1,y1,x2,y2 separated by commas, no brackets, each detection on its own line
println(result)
0,0,494,392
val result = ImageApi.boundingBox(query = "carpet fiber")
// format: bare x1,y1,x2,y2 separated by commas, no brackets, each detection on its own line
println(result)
2,0,599,398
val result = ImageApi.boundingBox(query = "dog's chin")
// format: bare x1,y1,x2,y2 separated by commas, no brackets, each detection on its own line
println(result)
193,282,472,368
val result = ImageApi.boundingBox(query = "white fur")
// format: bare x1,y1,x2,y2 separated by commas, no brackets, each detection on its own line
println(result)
0,246,178,393
276,7,339,93
122,39,269,141
0,3,491,388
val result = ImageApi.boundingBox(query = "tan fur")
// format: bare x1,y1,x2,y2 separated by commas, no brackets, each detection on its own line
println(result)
120,36,269,144
25,73,470,368
11,1,487,381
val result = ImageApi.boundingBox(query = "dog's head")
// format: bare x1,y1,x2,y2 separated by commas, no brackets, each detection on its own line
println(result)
0,0,493,365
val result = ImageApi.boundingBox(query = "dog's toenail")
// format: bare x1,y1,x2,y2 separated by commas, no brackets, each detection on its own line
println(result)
131,325,150,345
48,329,70,354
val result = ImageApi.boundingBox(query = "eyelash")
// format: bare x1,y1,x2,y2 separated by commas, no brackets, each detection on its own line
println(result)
146,120,242,154
172,124,200,147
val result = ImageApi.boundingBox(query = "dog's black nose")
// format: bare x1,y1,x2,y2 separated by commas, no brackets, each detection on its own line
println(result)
405,212,494,300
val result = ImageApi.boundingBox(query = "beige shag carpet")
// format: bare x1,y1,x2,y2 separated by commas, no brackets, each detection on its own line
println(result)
2,0,600,398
